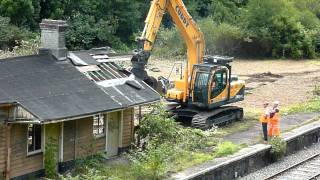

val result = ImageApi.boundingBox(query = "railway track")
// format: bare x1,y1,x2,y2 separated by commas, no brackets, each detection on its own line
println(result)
265,153,320,180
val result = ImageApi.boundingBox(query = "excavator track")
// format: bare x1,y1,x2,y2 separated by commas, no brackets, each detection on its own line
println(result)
191,106,243,130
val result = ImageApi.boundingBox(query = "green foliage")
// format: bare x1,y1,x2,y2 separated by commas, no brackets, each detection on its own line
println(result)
131,103,218,178
0,0,39,29
0,0,319,58
213,141,240,157
199,18,244,56
269,137,287,161
285,97,320,114
0,16,36,50
207,0,240,24
44,137,58,179
65,13,127,51
241,0,319,59
313,85,320,96
152,27,186,58
129,142,175,180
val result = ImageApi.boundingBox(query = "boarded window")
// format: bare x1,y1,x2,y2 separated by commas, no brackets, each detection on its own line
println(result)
27,124,42,155
93,114,105,137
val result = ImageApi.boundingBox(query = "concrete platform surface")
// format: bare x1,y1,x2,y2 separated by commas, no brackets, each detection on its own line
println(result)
225,112,320,144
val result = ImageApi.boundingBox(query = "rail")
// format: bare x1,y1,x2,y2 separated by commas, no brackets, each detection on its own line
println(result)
264,153,320,180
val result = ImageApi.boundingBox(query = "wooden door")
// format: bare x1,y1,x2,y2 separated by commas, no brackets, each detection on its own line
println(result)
107,112,120,157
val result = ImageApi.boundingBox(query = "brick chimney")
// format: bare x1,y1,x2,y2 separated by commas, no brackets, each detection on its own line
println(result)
39,19,68,61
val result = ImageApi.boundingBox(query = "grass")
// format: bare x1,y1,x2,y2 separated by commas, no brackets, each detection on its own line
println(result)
172,151,214,172
282,97,320,114
214,109,259,138
213,141,241,158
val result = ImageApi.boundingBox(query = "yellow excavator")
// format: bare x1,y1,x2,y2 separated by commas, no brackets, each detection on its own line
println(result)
131,0,245,129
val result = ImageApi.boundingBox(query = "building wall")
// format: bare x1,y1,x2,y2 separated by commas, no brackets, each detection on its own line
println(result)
63,116,106,162
2,108,135,178
10,124,43,178
121,108,134,148
63,120,76,162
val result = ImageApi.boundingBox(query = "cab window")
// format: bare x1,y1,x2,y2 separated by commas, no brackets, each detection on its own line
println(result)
211,70,228,98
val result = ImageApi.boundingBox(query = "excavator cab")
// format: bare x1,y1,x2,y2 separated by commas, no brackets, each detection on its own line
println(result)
192,65,228,108
190,56,244,109
189,56,233,108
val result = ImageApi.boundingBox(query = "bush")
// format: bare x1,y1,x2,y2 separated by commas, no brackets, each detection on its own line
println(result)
66,13,129,52
0,16,36,50
0,37,40,59
313,85,320,96
241,0,319,59
269,137,287,161
213,141,240,157
129,142,175,180
44,137,58,179
132,103,219,178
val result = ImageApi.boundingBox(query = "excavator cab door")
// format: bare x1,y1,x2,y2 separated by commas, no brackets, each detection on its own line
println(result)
210,69,228,100
190,65,213,108
192,71,210,105
191,65,229,109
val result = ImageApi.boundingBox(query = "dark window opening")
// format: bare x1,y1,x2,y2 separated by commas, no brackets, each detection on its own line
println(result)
27,124,42,154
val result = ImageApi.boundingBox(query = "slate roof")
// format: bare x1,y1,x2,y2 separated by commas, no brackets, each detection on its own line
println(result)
0,53,159,123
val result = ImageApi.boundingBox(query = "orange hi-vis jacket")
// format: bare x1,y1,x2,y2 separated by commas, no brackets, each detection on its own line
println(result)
268,113,280,137
259,114,269,123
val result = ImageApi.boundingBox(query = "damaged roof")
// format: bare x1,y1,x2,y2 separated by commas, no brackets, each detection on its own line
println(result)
0,53,159,122
69,49,159,108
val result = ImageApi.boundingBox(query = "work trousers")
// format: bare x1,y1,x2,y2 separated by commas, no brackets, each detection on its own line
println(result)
261,122,268,141
268,124,280,137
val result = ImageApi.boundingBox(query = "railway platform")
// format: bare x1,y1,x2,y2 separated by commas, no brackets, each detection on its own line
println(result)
169,112,320,180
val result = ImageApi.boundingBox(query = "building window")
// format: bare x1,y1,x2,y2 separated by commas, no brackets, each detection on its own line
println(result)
93,114,105,137
27,124,42,155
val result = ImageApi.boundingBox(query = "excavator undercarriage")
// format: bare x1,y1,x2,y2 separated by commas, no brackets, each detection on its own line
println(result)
170,105,243,130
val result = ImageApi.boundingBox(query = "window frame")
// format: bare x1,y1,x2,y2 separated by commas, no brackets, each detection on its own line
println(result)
93,114,106,138
26,124,43,156
210,69,228,99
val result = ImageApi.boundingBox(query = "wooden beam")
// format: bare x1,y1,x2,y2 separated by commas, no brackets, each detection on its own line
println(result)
5,124,11,180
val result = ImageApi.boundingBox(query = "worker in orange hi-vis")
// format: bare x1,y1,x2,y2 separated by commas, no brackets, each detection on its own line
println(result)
260,102,270,142
268,101,281,138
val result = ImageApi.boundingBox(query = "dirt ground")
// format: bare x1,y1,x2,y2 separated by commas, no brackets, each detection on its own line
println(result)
145,58,320,110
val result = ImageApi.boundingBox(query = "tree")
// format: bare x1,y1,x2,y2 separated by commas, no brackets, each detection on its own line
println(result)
241,0,317,58
208,0,240,24
0,0,40,29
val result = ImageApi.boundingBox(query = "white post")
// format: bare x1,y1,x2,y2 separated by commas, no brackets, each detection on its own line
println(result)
119,111,124,148
59,122,64,162
105,114,108,152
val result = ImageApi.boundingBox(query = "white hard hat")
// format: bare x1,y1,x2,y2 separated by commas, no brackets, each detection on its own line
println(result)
273,101,280,105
